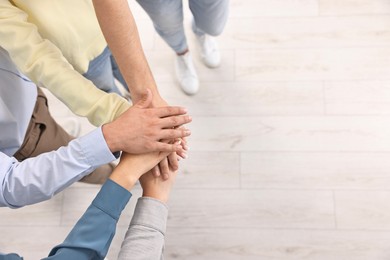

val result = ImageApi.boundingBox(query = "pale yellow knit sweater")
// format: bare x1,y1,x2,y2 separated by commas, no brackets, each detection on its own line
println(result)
0,0,130,126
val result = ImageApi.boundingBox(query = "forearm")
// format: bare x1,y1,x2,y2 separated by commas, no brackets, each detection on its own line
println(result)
118,197,168,260
0,1,130,125
45,179,131,260
0,128,116,208
92,0,162,104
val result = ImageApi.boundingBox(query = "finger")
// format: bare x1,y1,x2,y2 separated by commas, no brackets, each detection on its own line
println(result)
159,158,170,180
153,106,188,118
135,88,152,109
158,128,191,141
150,141,183,153
168,152,179,171
176,149,188,159
159,115,192,128
152,165,160,177
180,136,189,151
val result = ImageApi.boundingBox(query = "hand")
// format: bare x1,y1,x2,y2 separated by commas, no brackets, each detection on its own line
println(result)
109,150,169,191
148,97,190,179
139,167,178,204
102,89,192,154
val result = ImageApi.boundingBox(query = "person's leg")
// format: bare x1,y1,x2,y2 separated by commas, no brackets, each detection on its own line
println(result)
189,0,229,68
136,0,199,95
189,0,229,37
137,0,199,95
136,0,187,54
83,47,122,96
13,88,114,184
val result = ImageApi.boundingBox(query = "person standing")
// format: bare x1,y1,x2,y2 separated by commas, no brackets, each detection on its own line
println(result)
136,0,230,95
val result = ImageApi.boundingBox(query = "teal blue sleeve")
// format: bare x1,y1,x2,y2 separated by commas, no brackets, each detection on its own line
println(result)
44,179,131,260
0,253,23,259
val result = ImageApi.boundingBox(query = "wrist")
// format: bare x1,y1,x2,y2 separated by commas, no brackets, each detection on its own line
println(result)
102,123,121,153
142,189,169,204
109,166,138,192
133,90,165,107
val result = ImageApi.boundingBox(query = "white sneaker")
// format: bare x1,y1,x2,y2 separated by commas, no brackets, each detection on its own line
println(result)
59,117,81,137
174,52,199,95
196,34,221,68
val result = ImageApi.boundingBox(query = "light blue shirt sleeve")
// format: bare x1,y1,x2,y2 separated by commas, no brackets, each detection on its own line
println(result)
0,127,117,208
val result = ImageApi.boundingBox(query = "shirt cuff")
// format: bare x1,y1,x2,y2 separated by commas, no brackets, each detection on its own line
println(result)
78,127,118,167
92,179,132,221
130,197,169,235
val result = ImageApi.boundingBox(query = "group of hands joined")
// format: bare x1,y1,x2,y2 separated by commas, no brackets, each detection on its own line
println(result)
102,89,192,202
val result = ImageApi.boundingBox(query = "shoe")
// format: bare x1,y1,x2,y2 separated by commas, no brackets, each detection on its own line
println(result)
195,34,221,68
59,117,81,137
174,52,199,95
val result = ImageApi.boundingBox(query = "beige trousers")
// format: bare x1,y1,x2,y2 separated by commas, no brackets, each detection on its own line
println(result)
13,88,113,184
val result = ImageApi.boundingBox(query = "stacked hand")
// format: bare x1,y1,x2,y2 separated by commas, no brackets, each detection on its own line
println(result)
102,89,191,157
106,89,189,199
109,149,178,203
148,96,189,179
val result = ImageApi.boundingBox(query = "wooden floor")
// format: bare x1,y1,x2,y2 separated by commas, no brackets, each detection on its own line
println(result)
2,0,390,259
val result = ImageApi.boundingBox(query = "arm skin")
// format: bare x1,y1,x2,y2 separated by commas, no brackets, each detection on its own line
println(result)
92,0,190,175
92,0,164,106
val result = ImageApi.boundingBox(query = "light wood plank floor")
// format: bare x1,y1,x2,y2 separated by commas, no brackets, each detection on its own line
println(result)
2,0,390,259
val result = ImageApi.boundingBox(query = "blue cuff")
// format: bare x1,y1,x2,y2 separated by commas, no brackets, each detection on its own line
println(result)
0,253,23,259
92,179,131,220
78,127,118,167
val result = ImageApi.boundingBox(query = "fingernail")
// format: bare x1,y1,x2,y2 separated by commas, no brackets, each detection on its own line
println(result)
182,153,188,159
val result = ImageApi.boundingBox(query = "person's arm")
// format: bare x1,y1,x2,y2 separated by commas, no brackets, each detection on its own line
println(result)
118,197,168,260
45,150,172,259
0,253,23,259
92,0,189,177
0,127,116,208
92,0,164,106
118,163,178,259
0,0,130,126
45,179,131,260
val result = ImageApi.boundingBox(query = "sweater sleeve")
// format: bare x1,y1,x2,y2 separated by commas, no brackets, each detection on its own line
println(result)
118,197,169,260
0,0,130,126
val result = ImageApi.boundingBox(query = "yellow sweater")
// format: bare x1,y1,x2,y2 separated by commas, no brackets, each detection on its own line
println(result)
0,0,130,126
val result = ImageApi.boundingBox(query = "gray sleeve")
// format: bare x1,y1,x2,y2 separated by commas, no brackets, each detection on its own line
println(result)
118,197,168,260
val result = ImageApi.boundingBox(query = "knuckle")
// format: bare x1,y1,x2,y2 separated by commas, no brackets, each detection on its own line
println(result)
168,130,176,139
145,141,154,150
168,107,176,115
170,117,178,125
171,164,178,171
151,118,160,127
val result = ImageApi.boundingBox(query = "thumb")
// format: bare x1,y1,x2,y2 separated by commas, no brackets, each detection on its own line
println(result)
135,88,153,109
